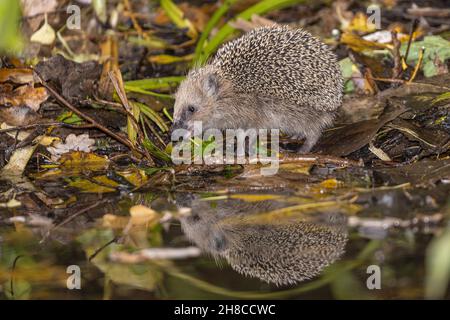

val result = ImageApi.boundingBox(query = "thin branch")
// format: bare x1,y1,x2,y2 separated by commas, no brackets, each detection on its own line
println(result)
34,70,144,156
40,199,109,243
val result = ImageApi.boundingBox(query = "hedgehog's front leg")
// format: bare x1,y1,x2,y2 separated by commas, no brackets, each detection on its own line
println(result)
298,130,321,153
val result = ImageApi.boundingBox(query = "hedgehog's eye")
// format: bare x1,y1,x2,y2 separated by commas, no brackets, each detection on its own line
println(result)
187,105,196,113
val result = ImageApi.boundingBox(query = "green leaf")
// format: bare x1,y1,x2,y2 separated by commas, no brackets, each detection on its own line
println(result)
339,58,355,93
93,0,107,24
125,76,184,91
57,111,83,125
160,0,197,38
425,227,450,299
133,101,169,133
193,0,239,63
401,36,450,77
0,0,23,54
142,139,172,163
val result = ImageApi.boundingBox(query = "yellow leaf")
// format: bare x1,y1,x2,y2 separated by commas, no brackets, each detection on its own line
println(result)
347,12,376,33
229,194,284,202
118,169,148,187
30,14,55,45
319,178,343,189
102,214,129,229
129,205,159,225
341,32,391,52
148,54,194,64
59,151,109,170
68,176,118,193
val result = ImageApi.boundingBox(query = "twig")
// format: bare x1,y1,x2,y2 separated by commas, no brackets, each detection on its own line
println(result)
0,122,97,134
0,122,59,134
40,199,108,243
89,236,119,261
34,70,144,156
108,71,154,162
368,76,406,84
175,153,363,174
278,153,363,167
408,47,425,84
123,0,148,39
404,19,419,63
391,31,402,79
10,255,24,298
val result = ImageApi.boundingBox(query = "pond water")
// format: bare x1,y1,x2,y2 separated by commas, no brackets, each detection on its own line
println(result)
0,160,449,299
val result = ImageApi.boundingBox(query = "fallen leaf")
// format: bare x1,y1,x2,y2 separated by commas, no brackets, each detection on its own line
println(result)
30,14,56,45
0,85,48,111
0,68,33,84
129,204,159,225
47,134,96,161
68,175,118,193
341,32,391,53
401,36,450,77
58,151,108,169
20,0,58,18
0,139,42,176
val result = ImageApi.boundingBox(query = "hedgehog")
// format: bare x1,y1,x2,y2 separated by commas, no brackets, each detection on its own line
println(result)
177,194,348,286
172,25,343,152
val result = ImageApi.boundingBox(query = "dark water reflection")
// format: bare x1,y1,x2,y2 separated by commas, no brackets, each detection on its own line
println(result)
178,195,348,285
0,170,448,299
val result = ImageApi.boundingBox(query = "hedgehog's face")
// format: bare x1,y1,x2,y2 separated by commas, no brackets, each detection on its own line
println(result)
172,68,224,134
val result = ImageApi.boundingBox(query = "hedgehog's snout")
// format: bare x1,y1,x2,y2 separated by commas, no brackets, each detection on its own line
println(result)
171,119,186,132
171,116,197,142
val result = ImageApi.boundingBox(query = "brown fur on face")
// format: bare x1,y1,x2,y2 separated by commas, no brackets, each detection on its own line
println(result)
173,66,280,133
173,66,235,132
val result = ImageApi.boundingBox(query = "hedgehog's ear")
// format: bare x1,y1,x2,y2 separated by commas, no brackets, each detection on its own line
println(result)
204,73,219,98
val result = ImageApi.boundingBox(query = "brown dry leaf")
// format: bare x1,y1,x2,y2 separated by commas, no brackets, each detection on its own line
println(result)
314,102,407,156
20,0,57,17
0,137,45,177
20,0,58,31
98,35,119,98
102,214,129,229
0,85,48,111
0,68,34,84
117,169,148,188
178,2,215,32
48,134,96,161
341,32,392,52
229,14,277,32
153,2,215,32
0,105,40,126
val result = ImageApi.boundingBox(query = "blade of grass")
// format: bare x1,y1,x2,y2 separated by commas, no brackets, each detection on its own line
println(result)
124,86,173,99
160,0,197,39
163,107,173,123
193,0,240,64
140,114,167,146
133,101,169,133
142,138,172,163
125,76,184,90
164,240,380,299
198,0,306,64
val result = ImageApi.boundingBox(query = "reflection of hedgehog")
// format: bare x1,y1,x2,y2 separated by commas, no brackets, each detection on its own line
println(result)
178,195,348,286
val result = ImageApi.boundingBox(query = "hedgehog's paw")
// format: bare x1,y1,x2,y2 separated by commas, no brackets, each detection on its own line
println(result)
298,132,320,154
